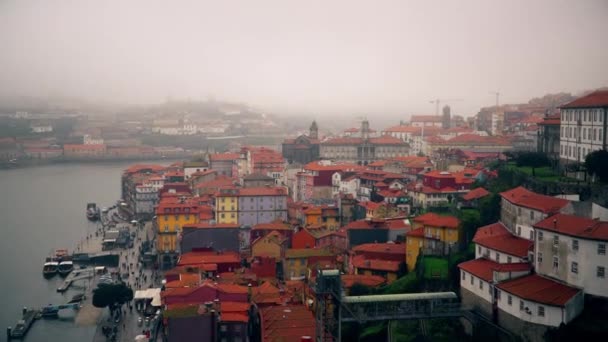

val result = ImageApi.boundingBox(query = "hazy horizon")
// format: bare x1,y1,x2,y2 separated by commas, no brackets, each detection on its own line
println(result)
1,0,607,117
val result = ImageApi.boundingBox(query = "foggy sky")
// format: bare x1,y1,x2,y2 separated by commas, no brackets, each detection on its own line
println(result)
0,0,607,116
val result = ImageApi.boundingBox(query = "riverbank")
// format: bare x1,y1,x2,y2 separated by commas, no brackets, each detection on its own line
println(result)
0,155,194,170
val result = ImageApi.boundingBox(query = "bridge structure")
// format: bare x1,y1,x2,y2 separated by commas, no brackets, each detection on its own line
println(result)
314,269,465,342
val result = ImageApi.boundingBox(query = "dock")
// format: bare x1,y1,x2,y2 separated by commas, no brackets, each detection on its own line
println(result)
8,308,39,340
57,268,95,292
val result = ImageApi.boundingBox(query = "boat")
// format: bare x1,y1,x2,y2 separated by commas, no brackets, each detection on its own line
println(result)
58,261,74,276
86,203,100,221
43,261,59,278
41,305,59,317
9,308,39,339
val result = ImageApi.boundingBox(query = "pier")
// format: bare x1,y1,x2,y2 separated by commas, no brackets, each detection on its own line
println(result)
57,267,95,292
7,308,39,340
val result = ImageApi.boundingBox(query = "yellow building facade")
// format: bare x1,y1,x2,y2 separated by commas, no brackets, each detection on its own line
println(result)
251,231,284,259
156,201,198,253
405,213,461,272
215,195,238,224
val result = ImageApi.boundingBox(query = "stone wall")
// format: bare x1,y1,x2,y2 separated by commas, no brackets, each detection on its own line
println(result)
497,308,550,342
460,287,493,318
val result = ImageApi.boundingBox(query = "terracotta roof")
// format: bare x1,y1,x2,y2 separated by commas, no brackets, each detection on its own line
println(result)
462,187,490,201
500,186,570,214
260,305,315,342
496,274,580,306
406,227,425,238
124,164,166,174
368,135,408,145
216,283,249,294
352,255,400,272
209,153,240,161
473,222,533,258
537,114,561,126
221,312,249,323
458,258,531,282
183,223,240,229
352,243,405,254
561,90,608,108
341,274,386,288
359,201,383,211
383,125,421,133
413,213,460,229
533,214,608,241
177,251,241,266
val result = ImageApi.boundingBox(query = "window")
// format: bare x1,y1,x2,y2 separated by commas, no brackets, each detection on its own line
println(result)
538,306,545,317
517,226,521,236
538,231,543,241
470,275,474,285
496,289,501,300
508,295,512,306
537,252,543,263
495,252,500,263
164,225,168,232
598,266,605,278
221,213,225,218
572,240,579,251
599,243,606,255
530,211,534,220
462,272,466,280
479,280,483,290
553,235,559,247
164,215,168,221
518,207,522,215
478,246,481,254
553,256,559,269
529,231,534,240
507,256,512,263
571,262,578,274
520,300,524,311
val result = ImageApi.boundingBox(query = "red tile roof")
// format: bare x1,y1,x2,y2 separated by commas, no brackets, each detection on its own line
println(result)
352,255,401,272
368,135,407,145
533,214,608,241
406,227,425,238
496,274,580,306
216,283,249,294
352,243,405,255
500,186,570,214
413,213,460,229
561,90,608,108
123,164,166,174
473,222,533,258
461,187,490,201
177,251,241,266
260,305,315,342
221,312,249,323
537,114,561,126
458,258,531,282
252,221,292,231
341,274,386,288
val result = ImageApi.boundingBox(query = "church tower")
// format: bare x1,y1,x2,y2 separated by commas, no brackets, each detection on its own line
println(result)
361,119,370,140
309,120,319,139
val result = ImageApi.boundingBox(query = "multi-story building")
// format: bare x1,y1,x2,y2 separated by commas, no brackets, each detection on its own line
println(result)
410,115,443,128
559,90,608,164
121,164,166,219
406,213,460,271
537,113,561,163
215,187,288,227
156,197,199,269
533,214,608,298
320,120,409,165
209,152,241,177
282,121,320,164
499,186,572,240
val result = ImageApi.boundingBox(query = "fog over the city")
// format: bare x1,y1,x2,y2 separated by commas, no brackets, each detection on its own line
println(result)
0,0,607,116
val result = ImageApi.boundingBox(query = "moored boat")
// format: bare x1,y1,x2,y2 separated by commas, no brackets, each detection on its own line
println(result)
86,202,100,221
58,260,74,276
43,261,59,278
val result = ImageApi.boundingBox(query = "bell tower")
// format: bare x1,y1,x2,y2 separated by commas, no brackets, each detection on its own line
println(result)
309,120,319,139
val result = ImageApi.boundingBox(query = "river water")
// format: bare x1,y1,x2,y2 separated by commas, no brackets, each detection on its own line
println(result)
0,162,167,342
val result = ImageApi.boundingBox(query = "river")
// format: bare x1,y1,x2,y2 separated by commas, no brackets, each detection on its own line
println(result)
0,161,169,342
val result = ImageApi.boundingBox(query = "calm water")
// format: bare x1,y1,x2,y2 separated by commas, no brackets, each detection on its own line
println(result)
0,161,168,342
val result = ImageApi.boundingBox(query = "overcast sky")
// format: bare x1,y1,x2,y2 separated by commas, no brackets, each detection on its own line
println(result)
0,0,607,117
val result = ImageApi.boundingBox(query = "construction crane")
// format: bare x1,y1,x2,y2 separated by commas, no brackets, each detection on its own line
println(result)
429,98,463,116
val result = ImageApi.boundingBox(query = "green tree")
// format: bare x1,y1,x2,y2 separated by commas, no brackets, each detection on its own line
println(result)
585,150,608,183
92,282,134,313
479,193,501,225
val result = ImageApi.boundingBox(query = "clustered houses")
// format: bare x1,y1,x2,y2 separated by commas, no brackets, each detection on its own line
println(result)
121,164,167,219
458,186,608,340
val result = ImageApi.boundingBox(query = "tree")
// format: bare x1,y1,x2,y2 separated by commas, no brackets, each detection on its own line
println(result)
92,282,134,313
585,150,608,183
